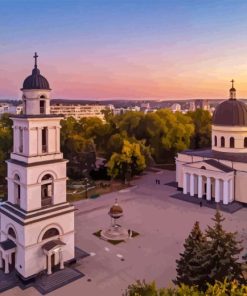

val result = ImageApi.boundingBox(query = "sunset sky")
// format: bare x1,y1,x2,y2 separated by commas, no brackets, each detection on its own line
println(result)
1,0,247,100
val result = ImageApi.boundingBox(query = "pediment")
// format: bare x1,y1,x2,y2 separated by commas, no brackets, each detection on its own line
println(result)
184,159,233,173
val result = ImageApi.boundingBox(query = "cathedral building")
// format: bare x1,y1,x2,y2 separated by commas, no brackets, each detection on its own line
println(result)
176,81,247,205
0,53,75,280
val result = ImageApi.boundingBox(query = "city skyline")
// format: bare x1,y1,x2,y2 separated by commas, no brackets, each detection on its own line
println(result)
1,0,247,100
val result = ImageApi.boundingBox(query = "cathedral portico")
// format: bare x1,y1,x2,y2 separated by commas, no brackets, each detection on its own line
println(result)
182,162,234,205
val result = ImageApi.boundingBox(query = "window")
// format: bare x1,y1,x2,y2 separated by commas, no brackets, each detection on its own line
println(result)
19,128,23,153
14,174,21,206
41,174,53,207
42,127,48,153
42,228,59,240
201,166,206,170
8,227,16,239
40,100,45,114
221,137,225,147
230,137,235,148
244,137,247,148
214,136,217,146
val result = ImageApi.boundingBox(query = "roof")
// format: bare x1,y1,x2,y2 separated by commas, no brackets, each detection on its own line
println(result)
212,99,247,126
42,239,66,252
21,53,50,90
22,68,50,90
0,239,16,251
203,159,233,172
180,148,247,164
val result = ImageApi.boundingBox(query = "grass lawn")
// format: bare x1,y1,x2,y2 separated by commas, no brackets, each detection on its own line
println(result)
67,180,131,202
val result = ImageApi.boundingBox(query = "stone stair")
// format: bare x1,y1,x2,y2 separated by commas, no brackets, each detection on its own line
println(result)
0,270,18,293
34,267,84,294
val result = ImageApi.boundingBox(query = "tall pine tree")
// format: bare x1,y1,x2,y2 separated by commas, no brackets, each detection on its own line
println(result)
175,221,211,289
205,210,243,285
175,210,244,291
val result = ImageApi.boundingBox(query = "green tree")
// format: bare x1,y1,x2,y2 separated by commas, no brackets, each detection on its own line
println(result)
107,140,146,182
187,109,212,149
124,279,247,296
175,211,244,292
175,221,211,290
123,280,167,296
205,210,243,285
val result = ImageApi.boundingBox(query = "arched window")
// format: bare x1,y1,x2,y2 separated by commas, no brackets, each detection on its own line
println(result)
41,174,53,207
19,128,23,153
230,137,235,148
40,100,45,114
221,137,225,147
14,174,21,206
8,227,16,239
244,137,247,148
42,228,59,240
42,127,48,153
201,166,206,170
214,136,217,146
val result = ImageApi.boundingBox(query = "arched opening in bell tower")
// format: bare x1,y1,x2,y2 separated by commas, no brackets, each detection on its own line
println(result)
41,174,53,207
42,127,48,153
14,174,21,206
40,97,46,114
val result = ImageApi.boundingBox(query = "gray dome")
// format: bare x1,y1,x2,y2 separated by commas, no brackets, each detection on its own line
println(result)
22,68,50,90
21,53,51,90
213,99,247,126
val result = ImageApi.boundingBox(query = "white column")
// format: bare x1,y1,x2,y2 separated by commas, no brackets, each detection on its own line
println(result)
4,255,9,274
198,175,203,198
47,254,52,275
190,174,195,196
223,180,229,205
183,173,188,194
229,178,234,202
9,253,12,264
215,178,220,203
194,175,198,195
0,251,3,269
206,177,211,201
59,250,64,270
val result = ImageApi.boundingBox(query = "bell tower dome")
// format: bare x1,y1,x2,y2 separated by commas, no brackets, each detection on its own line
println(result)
21,52,51,115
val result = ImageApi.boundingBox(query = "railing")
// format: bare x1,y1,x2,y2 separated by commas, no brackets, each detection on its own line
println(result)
41,196,52,207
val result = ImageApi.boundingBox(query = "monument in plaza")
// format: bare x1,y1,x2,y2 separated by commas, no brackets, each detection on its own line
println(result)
176,80,247,205
101,199,129,241
0,53,75,280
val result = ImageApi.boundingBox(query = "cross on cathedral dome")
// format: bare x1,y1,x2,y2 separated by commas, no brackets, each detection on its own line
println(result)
22,52,51,90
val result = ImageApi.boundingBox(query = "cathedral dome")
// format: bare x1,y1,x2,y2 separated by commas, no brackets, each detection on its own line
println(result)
21,53,51,90
213,80,247,126
213,99,247,126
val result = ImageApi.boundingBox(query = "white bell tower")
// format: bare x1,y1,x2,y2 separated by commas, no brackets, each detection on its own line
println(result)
0,53,75,281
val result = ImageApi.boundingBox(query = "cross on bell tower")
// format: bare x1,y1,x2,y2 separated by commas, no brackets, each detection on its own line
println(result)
33,52,38,68
229,79,236,100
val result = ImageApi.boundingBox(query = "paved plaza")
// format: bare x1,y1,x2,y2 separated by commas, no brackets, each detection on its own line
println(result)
2,170,247,296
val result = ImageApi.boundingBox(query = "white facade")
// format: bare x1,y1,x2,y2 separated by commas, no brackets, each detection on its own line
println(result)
176,84,247,205
50,104,108,121
0,54,75,280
